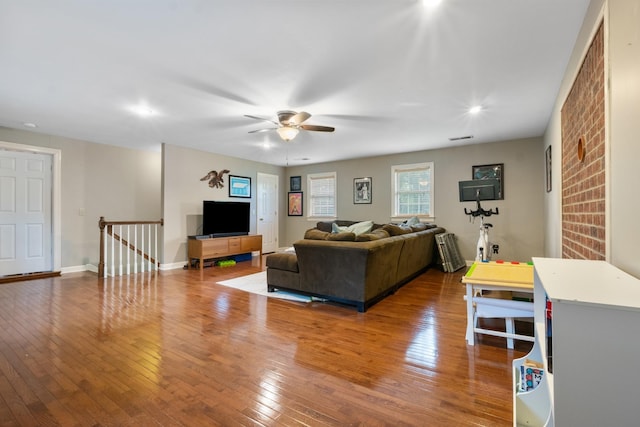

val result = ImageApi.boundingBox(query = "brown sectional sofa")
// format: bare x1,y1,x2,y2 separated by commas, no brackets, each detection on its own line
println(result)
266,220,445,312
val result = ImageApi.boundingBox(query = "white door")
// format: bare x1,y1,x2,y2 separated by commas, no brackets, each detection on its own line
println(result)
0,149,52,276
257,173,278,253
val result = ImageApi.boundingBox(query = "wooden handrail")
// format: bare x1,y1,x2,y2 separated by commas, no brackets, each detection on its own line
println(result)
99,218,164,228
98,217,163,277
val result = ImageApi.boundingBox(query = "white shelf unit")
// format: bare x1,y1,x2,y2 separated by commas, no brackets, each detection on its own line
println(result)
514,258,640,426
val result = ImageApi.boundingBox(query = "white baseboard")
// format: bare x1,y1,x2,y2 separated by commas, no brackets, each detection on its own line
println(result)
61,262,188,274
160,262,186,271
61,264,95,274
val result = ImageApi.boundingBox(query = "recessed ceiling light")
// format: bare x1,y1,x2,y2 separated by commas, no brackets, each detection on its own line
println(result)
23,122,38,128
129,104,158,118
469,105,482,114
422,0,442,8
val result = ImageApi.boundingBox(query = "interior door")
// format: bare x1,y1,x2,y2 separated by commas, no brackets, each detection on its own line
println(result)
0,149,52,276
257,173,278,253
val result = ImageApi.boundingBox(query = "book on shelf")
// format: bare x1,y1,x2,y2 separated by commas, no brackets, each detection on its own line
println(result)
519,362,544,392
546,296,553,373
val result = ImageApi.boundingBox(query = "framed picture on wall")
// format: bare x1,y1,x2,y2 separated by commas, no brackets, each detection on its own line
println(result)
353,177,372,204
290,176,301,191
472,163,504,199
545,146,552,192
229,175,251,198
288,192,303,216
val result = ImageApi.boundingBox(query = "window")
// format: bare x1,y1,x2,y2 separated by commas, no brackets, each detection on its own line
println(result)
392,162,433,219
307,172,337,218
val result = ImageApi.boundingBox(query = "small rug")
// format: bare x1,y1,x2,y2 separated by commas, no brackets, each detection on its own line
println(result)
216,271,311,303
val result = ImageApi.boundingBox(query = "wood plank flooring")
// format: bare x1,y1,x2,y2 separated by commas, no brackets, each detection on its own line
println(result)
0,258,532,426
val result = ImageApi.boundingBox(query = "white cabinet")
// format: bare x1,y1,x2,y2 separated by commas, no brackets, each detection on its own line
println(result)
514,258,640,426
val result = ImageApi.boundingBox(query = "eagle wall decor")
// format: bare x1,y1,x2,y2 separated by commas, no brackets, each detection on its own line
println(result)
200,169,230,188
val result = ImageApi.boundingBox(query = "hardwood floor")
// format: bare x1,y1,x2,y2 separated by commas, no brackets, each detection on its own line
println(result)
0,257,531,426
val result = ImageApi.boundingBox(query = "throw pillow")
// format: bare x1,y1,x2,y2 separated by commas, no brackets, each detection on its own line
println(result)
410,223,428,232
331,222,345,233
331,220,374,236
404,216,421,226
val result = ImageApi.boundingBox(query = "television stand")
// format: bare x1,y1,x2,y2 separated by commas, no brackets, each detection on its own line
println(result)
187,235,262,271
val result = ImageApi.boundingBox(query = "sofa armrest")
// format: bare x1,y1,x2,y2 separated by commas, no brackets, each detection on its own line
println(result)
395,227,445,282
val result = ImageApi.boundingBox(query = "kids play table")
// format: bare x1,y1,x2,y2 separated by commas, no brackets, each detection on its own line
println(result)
462,261,535,349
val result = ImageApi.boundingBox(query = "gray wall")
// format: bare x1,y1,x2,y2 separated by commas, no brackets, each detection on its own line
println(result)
544,0,640,278
161,143,284,266
285,137,545,263
0,126,161,269
608,0,640,277
0,129,545,269
14,0,640,277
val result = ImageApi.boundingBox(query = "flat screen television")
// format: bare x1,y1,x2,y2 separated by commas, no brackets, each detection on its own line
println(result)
202,201,250,237
458,178,501,202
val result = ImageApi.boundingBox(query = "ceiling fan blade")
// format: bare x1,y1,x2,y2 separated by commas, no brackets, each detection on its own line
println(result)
288,111,311,126
322,113,389,123
248,128,277,134
300,124,335,132
244,114,279,126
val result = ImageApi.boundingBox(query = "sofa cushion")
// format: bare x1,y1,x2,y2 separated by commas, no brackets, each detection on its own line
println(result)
266,253,299,272
304,228,330,240
332,220,373,236
317,220,356,232
355,228,390,241
383,223,413,236
326,231,356,241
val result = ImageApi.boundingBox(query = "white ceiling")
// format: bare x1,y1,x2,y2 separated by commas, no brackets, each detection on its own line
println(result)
0,0,590,166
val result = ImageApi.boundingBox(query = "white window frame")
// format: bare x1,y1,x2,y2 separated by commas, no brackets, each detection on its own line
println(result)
307,171,337,219
391,162,434,221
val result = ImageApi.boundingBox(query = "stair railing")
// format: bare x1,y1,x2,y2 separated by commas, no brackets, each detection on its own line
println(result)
98,217,163,277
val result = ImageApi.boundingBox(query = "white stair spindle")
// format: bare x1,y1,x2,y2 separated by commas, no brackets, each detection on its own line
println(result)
141,225,145,273
127,225,130,275
134,225,137,274
147,224,151,272
154,224,158,271
103,225,108,278
110,225,114,278
118,225,123,276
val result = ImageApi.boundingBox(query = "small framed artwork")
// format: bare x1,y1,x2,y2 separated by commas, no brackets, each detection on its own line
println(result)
290,176,301,191
229,175,251,198
354,177,372,204
472,163,504,199
545,145,552,192
288,192,303,216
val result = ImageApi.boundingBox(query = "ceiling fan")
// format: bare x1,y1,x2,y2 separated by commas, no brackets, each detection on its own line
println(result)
244,110,335,142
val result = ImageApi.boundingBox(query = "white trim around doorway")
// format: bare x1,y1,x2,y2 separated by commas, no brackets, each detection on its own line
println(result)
0,141,62,273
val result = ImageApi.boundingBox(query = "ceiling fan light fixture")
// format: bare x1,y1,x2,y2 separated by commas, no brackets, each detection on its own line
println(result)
277,126,299,142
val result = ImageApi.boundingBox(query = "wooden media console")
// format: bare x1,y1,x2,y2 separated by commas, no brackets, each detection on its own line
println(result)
187,235,262,271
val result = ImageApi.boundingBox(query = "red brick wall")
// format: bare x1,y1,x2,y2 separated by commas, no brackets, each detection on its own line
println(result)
561,22,606,260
